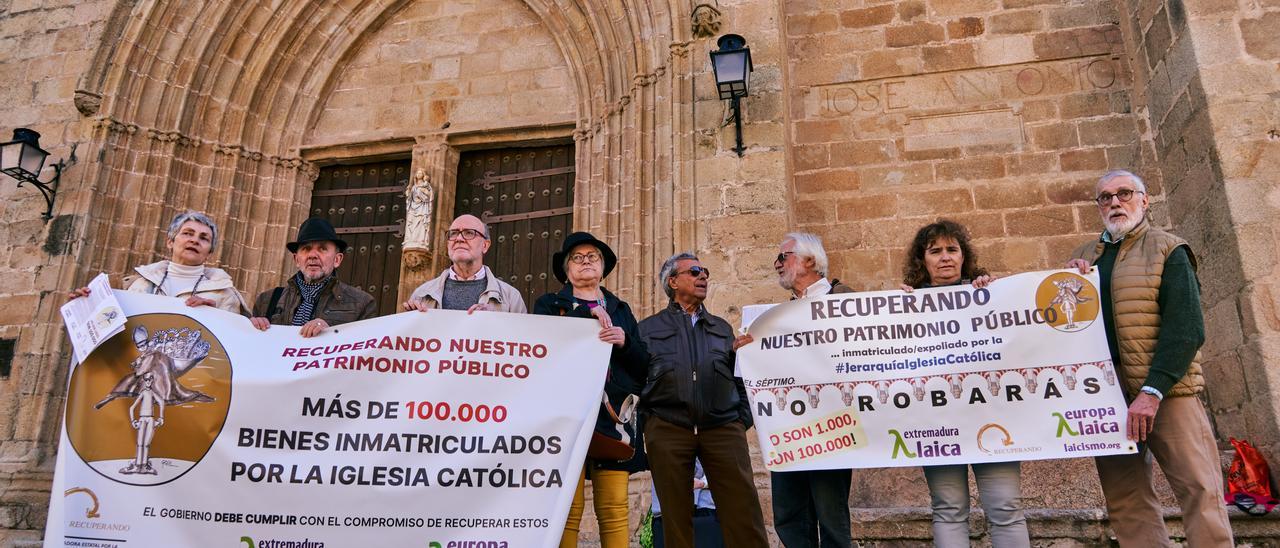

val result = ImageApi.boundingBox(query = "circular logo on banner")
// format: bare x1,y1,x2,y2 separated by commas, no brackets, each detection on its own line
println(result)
65,314,232,486
976,423,1014,454
1034,272,1101,333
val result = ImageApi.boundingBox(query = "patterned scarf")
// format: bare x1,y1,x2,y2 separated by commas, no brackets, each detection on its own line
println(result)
291,272,331,326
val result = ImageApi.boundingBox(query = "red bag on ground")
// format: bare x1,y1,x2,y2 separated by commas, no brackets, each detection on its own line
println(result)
1225,437,1278,515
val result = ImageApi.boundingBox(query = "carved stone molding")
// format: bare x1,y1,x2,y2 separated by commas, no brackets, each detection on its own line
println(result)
669,40,693,59
73,89,102,116
402,248,430,272
691,4,722,39
93,116,315,173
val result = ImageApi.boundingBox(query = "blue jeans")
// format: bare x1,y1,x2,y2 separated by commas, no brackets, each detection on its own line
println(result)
922,462,1029,548
770,469,852,548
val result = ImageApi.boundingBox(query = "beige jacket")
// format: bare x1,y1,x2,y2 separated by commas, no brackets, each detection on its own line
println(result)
123,260,251,317
1070,220,1204,397
409,267,528,313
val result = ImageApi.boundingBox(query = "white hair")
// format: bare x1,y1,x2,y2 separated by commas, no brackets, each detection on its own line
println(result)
166,210,219,250
658,252,699,300
1097,170,1147,193
784,232,828,277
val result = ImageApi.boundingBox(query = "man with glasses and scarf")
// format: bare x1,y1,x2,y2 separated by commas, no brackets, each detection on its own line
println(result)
402,214,527,314
639,252,769,548
1065,170,1233,547
251,218,377,337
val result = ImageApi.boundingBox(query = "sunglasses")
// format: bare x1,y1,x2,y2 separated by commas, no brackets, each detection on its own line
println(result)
774,251,795,265
672,266,711,279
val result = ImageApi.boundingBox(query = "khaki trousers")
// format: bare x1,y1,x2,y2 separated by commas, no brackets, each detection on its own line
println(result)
1095,396,1233,547
559,467,631,548
645,416,769,548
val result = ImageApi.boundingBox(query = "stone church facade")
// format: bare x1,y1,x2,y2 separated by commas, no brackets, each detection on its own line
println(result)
1,0,1277,545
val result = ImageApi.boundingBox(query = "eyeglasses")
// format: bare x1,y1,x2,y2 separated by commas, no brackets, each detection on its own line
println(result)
568,251,602,265
1095,188,1144,206
774,252,795,265
672,266,711,279
446,228,486,241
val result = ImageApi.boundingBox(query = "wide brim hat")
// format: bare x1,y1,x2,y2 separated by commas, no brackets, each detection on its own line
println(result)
286,217,348,253
552,232,617,284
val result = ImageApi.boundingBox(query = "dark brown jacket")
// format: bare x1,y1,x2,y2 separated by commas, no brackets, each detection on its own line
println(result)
252,275,377,326
639,302,747,431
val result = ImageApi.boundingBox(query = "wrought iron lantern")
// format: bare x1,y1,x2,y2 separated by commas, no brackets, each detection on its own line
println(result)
0,128,66,220
709,34,753,157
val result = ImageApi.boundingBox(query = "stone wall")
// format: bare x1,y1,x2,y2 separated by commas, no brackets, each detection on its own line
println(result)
1155,0,1280,468
774,0,1148,530
0,1,119,544
783,0,1142,289
306,0,576,148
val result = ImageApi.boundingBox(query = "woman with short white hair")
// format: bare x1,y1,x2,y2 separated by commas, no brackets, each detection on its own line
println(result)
68,210,250,315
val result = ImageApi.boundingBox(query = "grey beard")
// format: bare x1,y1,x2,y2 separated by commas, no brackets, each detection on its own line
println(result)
778,271,796,290
1104,210,1144,239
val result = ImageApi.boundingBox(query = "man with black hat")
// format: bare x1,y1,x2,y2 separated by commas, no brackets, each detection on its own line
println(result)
250,217,377,337
402,214,526,313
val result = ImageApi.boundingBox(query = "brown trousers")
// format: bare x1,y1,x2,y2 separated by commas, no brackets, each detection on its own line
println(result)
1095,396,1233,547
645,416,768,548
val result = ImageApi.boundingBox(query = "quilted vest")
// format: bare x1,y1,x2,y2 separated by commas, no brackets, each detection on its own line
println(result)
1070,220,1204,397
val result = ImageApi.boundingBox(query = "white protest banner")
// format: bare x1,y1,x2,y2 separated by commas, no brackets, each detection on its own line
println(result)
46,291,609,547
738,269,1136,472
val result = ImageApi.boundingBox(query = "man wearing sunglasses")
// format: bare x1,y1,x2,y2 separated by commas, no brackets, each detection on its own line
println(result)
639,252,769,548
1066,170,1232,547
402,214,527,314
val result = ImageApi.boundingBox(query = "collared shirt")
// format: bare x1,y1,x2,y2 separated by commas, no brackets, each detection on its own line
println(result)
446,265,488,281
798,277,833,299
1100,226,1136,244
681,303,706,326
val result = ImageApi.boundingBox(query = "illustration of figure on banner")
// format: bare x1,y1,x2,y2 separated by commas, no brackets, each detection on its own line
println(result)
122,371,163,474
93,326,216,475
1049,277,1091,330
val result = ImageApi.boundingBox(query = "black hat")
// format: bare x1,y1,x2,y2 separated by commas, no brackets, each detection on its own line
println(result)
552,232,617,284
286,217,348,253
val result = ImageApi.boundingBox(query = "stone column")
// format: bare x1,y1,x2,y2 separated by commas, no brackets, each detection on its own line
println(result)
1173,0,1280,463
398,136,458,303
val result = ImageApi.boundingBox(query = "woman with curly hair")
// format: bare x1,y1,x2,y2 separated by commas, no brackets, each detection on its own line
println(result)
900,219,1029,548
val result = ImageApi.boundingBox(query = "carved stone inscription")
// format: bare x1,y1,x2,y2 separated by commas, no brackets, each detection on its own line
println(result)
904,109,1023,151
807,55,1125,119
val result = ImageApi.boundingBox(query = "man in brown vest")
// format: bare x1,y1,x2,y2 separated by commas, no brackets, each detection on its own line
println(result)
1067,170,1232,547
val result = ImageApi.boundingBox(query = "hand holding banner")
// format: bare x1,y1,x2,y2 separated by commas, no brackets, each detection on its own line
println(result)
737,269,1136,472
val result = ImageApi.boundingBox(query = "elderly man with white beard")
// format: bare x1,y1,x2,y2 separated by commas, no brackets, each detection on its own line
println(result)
736,233,854,548
1066,170,1233,547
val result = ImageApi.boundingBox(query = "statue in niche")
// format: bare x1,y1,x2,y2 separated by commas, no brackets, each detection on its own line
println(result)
691,4,722,39
404,168,434,253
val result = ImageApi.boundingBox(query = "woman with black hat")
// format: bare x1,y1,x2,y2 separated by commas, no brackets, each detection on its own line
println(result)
534,232,649,548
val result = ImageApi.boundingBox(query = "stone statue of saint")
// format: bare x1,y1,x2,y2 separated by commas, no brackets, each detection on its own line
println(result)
691,4,722,38
404,168,434,252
